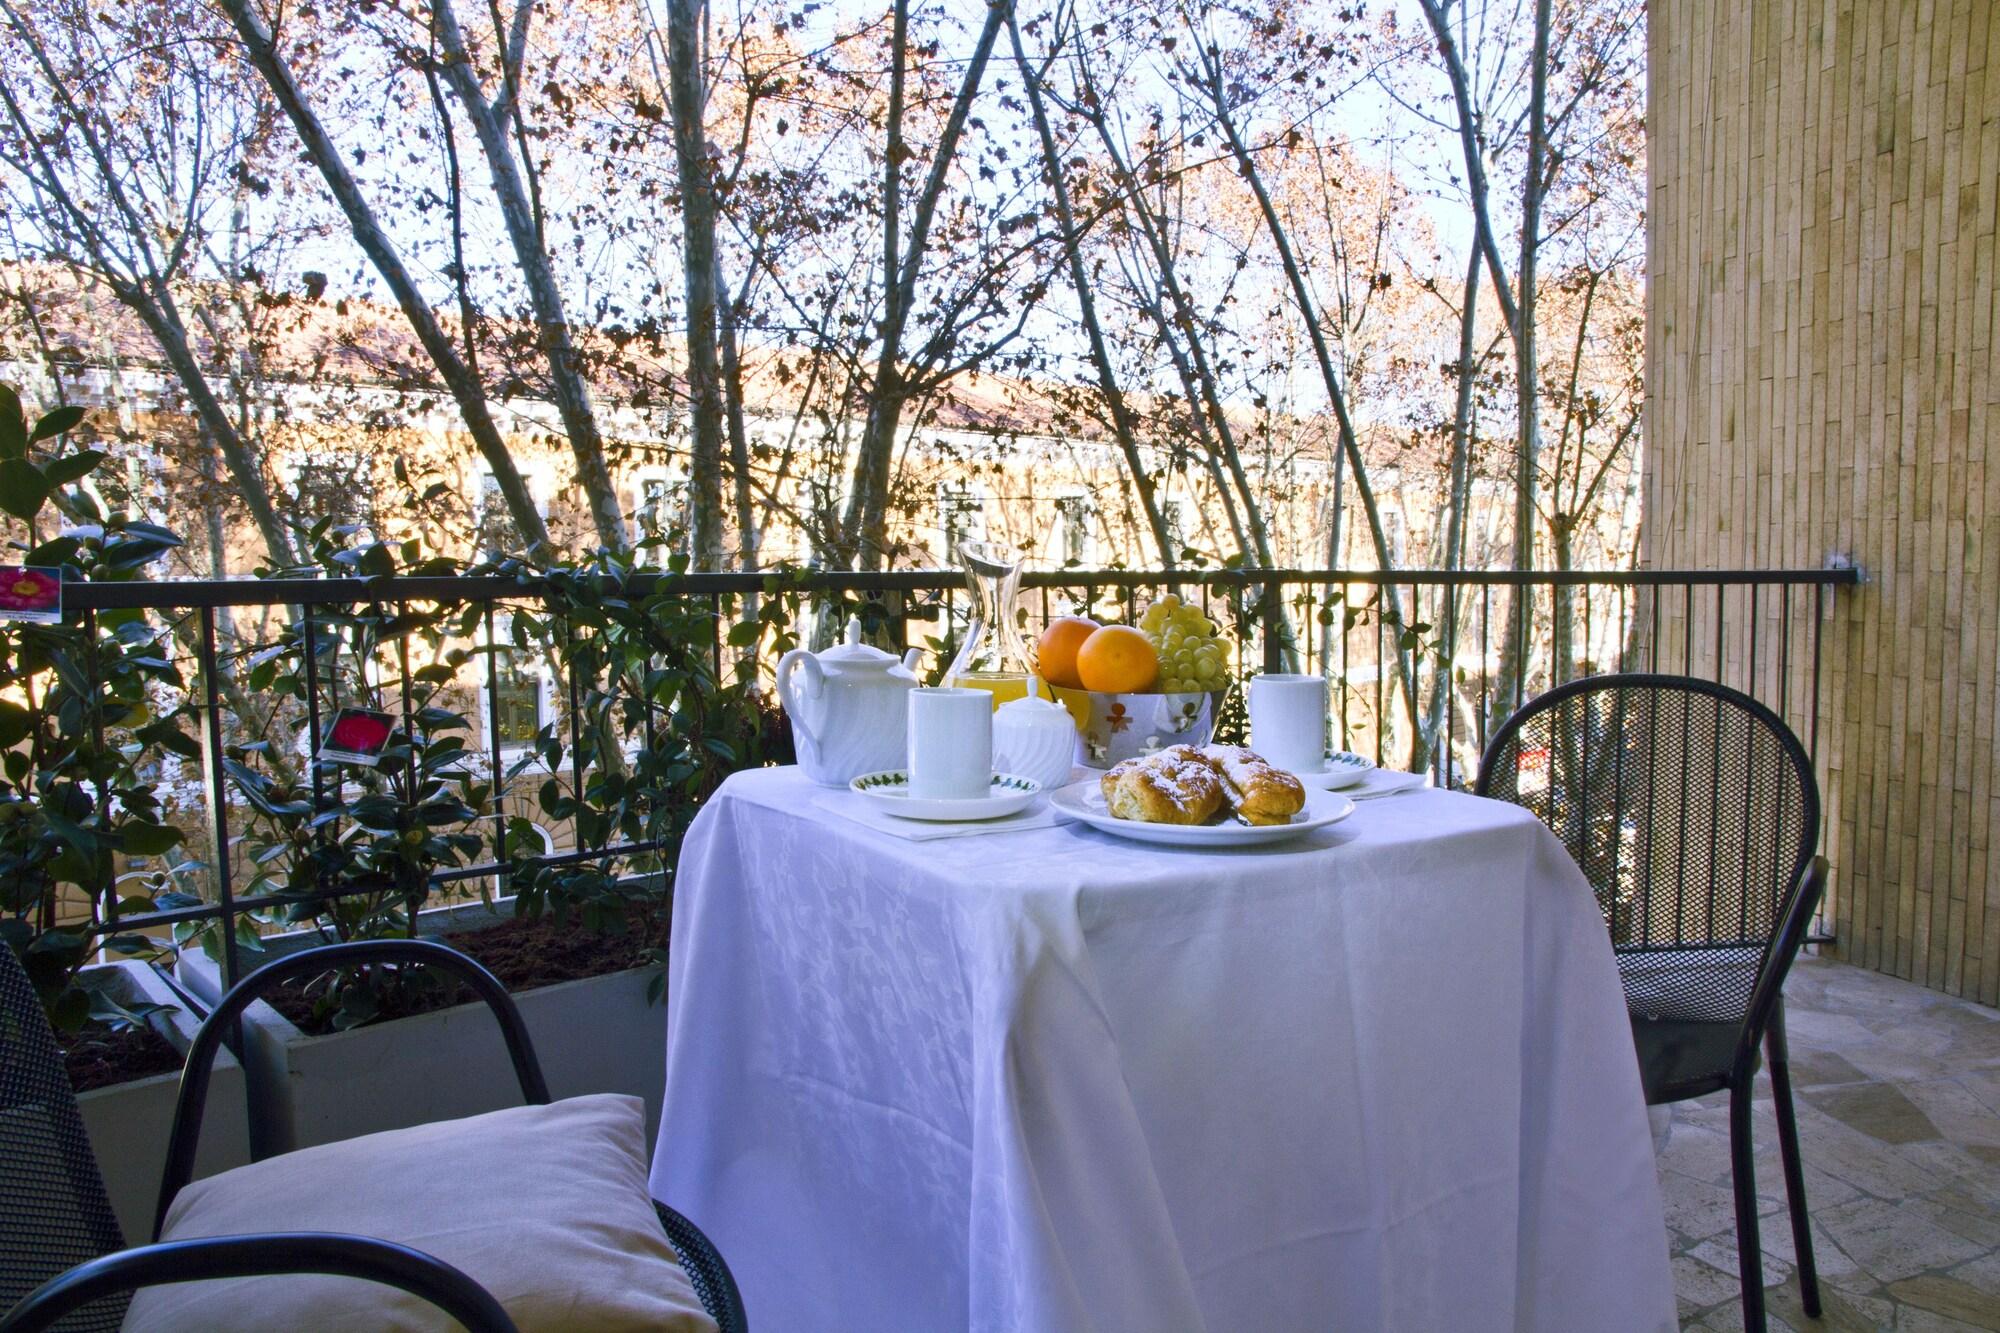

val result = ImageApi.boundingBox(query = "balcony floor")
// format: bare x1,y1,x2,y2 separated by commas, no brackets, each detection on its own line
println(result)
1661,956,2000,1330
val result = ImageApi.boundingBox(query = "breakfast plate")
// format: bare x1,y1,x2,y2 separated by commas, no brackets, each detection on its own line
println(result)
850,771,1042,821
1048,781,1355,847
1291,751,1376,790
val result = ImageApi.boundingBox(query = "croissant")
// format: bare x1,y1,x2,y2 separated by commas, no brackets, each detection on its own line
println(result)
1200,745,1306,825
1101,745,1226,824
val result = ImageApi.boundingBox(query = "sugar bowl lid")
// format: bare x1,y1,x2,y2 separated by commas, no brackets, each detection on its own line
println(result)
996,675,1069,715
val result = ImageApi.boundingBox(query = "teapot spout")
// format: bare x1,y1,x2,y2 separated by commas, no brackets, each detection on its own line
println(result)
901,646,924,674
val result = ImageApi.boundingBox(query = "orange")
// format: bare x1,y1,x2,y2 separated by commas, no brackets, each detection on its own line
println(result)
1075,625,1159,693
1035,616,1101,689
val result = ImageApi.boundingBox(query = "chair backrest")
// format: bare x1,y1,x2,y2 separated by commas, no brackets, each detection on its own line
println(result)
1476,673,1820,1027
0,947,127,1332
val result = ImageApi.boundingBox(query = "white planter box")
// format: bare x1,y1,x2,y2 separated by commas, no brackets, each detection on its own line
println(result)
175,899,666,1156
75,961,251,1242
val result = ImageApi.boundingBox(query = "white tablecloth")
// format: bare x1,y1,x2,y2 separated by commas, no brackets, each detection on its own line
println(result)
650,767,1674,1333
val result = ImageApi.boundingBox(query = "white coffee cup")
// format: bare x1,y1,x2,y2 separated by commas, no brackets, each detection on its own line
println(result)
907,688,993,800
1248,673,1329,776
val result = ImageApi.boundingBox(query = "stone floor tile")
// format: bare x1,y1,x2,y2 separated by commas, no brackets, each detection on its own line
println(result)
1950,1249,2000,1285
1958,1071,2000,1116
1805,1082,1943,1144
1885,1275,2000,1330
1899,1143,2000,1207
1764,1279,1900,1332
1662,1169,1745,1242
1789,1049,1873,1087
1688,1218,1863,1282
1666,959,2000,1329
1894,1307,2000,1333
1690,1298,1802,1332
1928,1110,2000,1152
1781,1006,1883,1051
1814,1195,1989,1283
1834,1043,1965,1087
1659,1117,1737,1182
1675,1251,1749,1317
1896,1078,2000,1136
1906,1190,2000,1248
1687,1236,1793,1292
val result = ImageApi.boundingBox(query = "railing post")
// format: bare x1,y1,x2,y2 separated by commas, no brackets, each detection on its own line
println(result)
1259,579,1284,675
195,606,241,989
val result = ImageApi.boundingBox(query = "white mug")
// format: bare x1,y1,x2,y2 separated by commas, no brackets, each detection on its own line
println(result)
907,688,993,800
1248,674,1329,776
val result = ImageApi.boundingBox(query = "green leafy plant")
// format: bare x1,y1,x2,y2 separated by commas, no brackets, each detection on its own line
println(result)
218,536,488,1029
0,387,191,1031
500,556,792,977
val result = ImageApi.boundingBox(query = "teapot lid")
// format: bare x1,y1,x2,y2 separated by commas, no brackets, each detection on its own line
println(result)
996,675,1068,714
818,616,905,670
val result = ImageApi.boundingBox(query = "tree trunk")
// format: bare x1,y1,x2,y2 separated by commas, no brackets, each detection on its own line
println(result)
718,257,755,569
1198,53,1413,711
116,280,297,565
0,12,299,567
215,0,550,554
1418,0,1551,727
839,0,1010,570
429,0,627,553
1006,13,1173,570
1418,246,1485,773
657,0,726,568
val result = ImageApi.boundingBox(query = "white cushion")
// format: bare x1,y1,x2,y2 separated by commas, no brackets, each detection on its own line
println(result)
123,1093,716,1332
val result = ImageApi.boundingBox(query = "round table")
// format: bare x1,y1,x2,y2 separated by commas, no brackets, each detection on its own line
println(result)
650,766,1675,1332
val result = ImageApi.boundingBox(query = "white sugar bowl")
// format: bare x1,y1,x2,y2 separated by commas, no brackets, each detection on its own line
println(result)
992,677,1078,793
776,617,925,787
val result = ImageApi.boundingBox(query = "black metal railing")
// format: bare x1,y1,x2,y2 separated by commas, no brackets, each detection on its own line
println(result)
55,564,1857,978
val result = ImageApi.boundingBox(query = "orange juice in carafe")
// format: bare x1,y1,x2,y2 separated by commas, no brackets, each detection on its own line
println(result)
944,542,1039,709
947,671,1042,709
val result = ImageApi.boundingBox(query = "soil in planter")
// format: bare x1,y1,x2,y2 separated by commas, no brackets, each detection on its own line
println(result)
265,912,664,1037
58,1023,184,1094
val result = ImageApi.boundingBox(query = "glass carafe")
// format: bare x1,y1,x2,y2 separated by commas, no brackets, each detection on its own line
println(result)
944,541,1041,707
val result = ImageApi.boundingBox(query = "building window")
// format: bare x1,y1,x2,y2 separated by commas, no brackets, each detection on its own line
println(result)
476,472,516,556
937,483,986,560
634,475,690,567
1053,494,1094,566
481,617,551,753
1161,498,1187,556
1383,509,1407,565
490,649,545,746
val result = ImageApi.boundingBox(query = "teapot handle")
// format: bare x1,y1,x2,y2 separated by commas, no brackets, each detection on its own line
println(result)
775,649,824,752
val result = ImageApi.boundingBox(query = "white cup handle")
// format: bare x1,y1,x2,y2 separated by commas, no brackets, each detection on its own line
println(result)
775,649,824,752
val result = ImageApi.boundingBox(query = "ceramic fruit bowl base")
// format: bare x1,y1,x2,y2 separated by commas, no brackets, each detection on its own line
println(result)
850,771,1042,821
1052,687,1232,769
1048,781,1355,847
1292,751,1376,790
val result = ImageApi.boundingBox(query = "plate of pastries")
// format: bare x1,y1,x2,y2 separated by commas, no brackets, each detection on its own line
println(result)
1048,744,1356,847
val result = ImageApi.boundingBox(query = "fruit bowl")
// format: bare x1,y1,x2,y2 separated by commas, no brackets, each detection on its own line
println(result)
1050,686,1232,770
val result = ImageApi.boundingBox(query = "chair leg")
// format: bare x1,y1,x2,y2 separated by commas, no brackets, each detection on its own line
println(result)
1729,1079,1767,1333
1767,1003,1821,1318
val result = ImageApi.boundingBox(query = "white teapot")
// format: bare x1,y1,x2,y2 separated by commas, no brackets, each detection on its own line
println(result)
776,617,925,787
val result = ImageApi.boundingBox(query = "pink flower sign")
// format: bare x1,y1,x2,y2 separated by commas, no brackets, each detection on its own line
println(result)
0,567,61,623
319,707,396,766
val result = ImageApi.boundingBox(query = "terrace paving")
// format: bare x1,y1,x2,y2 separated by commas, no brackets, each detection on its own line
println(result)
1661,956,2000,1330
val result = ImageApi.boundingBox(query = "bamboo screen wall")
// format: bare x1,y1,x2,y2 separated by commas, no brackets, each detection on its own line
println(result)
1647,0,2000,1001
1648,0,1992,996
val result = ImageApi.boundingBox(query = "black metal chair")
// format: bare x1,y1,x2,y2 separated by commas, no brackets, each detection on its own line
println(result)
2,938,745,1333
1476,673,1826,1333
